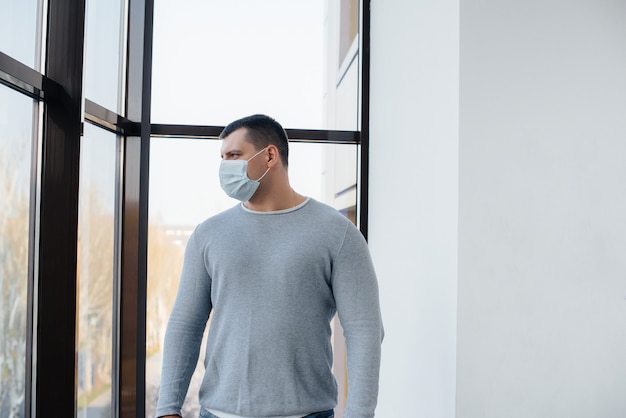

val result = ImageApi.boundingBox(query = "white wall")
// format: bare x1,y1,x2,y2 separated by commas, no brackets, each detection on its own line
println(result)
370,0,626,417
369,0,459,416
456,1,626,417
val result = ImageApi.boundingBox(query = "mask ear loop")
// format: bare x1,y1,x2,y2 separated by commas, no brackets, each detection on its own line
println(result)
249,146,271,182
247,146,269,162
254,166,270,182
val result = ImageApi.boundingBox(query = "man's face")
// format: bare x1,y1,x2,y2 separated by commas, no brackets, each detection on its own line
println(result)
220,128,268,180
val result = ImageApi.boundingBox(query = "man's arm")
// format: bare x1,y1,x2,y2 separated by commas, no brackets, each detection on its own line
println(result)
155,232,212,417
332,222,384,418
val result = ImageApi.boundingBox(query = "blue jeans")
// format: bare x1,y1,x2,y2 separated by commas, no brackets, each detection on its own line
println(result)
199,408,334,418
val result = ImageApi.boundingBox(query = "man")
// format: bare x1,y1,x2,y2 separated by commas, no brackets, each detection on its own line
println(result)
156,114,383,418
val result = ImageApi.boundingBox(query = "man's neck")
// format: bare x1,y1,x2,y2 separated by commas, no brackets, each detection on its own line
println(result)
244,186,301,212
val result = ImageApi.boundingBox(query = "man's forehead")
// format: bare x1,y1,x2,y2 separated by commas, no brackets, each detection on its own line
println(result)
221,129,252,151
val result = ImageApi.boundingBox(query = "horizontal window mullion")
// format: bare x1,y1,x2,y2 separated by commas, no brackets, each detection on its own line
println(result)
150,124,361,144
286,129,360,144
0,51,44,100
85,98,140,136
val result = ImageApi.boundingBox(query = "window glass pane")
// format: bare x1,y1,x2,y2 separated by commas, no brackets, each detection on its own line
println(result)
146,137,357,416
83,0,125,112
151,0,360,131
330,0,361,132
339,0,359,66
0,0,40,69
76,124,117,418
0,82,34,418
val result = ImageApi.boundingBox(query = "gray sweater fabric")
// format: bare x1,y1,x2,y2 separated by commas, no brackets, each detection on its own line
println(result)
156,198,383,418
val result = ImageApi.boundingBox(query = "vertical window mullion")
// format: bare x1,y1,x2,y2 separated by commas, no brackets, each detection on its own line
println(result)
118,0,153,416
34,0,86,417
358,0,370,240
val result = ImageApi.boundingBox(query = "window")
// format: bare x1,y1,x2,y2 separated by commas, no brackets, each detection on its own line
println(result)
76,124,118,417
0,0,369,416
151,0,326,128
0,0,41,69
339,0,359,67
83,0,125,112
0,83,35,418
146,139,358,416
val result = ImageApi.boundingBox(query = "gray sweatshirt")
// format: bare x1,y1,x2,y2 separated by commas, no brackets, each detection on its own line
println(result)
156,198,383,418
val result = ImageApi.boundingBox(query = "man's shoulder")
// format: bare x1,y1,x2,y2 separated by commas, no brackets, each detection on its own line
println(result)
193,204,241,235
304,199,354,228
306,198,341,215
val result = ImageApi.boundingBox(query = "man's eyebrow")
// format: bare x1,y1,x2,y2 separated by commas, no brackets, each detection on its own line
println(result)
222,149,242,157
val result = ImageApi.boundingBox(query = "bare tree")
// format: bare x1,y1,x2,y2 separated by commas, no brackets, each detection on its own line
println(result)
146,221,198,418
76,180,115,409
0,151,28,418
147,222,185,353
1,144,197,417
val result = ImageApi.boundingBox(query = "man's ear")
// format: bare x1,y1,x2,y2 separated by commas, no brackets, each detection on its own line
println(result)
266,145,281,167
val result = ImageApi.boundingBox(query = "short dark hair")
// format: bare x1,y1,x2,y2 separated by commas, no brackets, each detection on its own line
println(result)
220,114,289,167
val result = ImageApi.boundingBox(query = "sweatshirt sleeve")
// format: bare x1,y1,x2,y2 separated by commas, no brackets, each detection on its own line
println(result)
155,231,212,417
331,222,384,418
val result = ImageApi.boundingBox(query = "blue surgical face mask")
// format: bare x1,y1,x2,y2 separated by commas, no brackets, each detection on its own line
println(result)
219,147,270,201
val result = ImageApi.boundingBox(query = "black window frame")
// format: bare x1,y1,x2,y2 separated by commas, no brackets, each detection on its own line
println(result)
0,0,370,416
